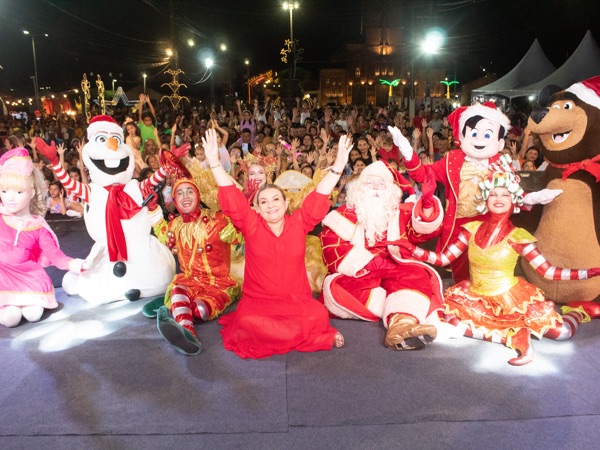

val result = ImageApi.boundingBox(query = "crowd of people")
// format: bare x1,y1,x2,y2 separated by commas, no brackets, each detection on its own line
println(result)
3,94,595,365
0,95,545,220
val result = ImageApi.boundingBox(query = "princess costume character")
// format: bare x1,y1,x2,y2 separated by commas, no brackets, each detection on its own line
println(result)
0,148,93,327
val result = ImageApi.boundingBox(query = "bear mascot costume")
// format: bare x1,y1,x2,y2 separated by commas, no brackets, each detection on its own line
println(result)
523,75,600,304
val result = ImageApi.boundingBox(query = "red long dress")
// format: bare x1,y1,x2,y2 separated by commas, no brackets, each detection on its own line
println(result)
217,184,338,359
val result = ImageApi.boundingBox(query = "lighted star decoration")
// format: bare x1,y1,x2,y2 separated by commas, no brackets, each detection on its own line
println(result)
161,68,189,109
280,39,293,63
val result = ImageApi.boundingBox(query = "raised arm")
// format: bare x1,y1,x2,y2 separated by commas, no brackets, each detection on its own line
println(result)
75,141,89,185
204,129,234,187
36,138,90,203
235,99,243,119
515,242,600,280
146,95,157,121
316,134,352,196
138,94,144,123
170,122,177,149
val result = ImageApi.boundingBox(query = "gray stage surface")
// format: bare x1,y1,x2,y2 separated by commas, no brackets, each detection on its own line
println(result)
2,217,600,449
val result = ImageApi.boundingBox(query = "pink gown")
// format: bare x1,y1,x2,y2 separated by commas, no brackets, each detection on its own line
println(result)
0,214,71,309
217,184,338,359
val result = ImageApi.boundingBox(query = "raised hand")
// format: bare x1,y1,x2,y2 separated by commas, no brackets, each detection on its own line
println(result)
388,126,414,161
420,176,437,209
333,134,353,169
201,128,220,165
35,137,59,165
243,178,261,203
291,138,301,151
56,143,66,157
170,142,191,159
413,127,422,142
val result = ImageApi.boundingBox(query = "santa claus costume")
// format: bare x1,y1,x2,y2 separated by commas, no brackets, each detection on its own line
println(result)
319,161,446,350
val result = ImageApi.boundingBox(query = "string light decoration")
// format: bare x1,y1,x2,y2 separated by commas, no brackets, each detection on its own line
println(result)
161,68,189,109
81,74,91,123
95,75,106,115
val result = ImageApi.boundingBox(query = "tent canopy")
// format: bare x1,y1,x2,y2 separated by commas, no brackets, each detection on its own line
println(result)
472,39,556,99
516,30,600,97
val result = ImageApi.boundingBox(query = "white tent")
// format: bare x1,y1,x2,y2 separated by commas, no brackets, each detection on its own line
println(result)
516,30,600,97
472,39,556,99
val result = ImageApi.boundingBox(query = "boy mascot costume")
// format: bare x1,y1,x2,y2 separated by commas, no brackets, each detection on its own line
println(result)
36,116,176,304
388,102,560,282
524,76,600,306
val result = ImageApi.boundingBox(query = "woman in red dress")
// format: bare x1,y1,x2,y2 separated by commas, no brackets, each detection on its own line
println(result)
203,129,352,359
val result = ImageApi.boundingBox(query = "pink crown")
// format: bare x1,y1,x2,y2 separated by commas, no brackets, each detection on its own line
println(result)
0,148,34,176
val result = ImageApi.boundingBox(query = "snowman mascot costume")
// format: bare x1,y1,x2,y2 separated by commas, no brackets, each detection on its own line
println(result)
36,115,176,304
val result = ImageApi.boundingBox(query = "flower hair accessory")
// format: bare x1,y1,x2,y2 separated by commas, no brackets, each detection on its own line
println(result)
477,154,524,214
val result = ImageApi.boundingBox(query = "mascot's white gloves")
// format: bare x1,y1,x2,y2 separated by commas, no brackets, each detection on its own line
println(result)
147,207,164,226
68,243,106,273
523,188,563,206
68,259,86,273
387,126,414,162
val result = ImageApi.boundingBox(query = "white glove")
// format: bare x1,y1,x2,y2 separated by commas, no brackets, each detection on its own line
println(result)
523,189,562,206
81,243,106,271
147,206,164,226
387,126,413,161
67,258,85,273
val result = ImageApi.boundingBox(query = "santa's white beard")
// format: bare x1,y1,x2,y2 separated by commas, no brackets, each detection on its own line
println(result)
347,184,401,246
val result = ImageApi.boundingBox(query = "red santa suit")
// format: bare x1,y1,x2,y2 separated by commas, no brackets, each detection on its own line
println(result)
319,190,445,329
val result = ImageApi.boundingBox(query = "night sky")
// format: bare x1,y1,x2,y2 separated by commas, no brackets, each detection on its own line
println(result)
0,0,599,100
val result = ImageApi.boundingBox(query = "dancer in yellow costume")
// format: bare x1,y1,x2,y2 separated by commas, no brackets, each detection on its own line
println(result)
402,156,599,365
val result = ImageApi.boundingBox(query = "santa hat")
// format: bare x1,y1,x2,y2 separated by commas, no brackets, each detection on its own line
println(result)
447,102,510,141
359,160,393,184
87,115,123,139
381,160,415,195
477,154,524,214
566,75,600,109
0,148,34,176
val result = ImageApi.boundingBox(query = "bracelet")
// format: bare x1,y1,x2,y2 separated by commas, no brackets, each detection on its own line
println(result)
329,167,343,176
209,163,221,169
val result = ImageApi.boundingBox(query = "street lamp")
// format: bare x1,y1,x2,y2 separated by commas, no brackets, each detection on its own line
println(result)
409,28,445,115
220,43,227,52
244,59,251,102
112,79,117,92
205,58,215,110
282,2,299,79
23,30,47,111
